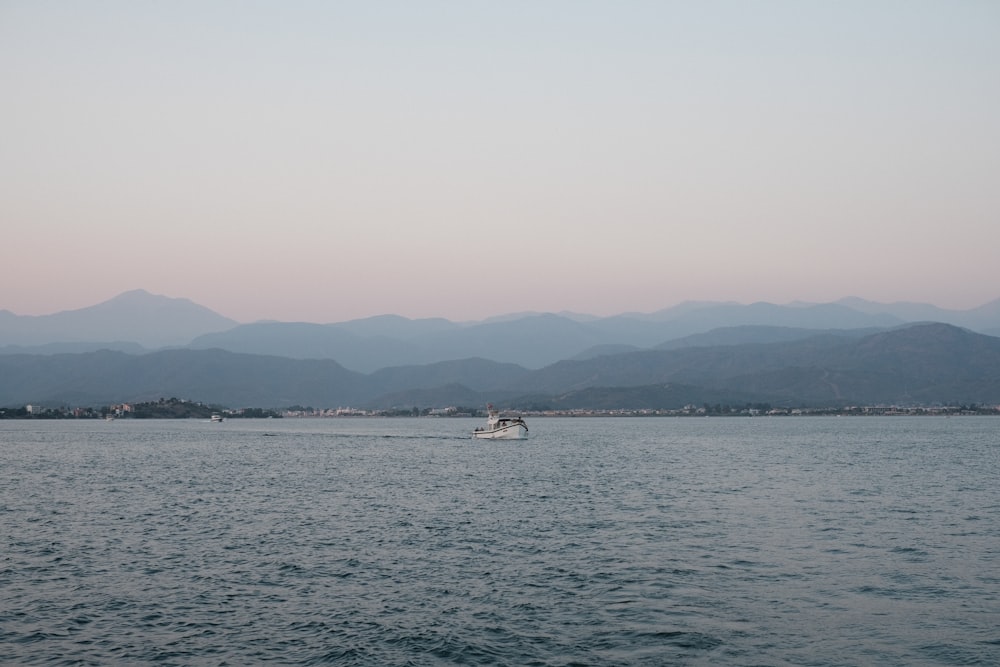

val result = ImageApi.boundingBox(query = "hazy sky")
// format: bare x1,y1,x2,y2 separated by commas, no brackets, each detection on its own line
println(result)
2,1,998,323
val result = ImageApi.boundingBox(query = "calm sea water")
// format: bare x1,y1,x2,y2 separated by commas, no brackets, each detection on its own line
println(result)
1,416,998,666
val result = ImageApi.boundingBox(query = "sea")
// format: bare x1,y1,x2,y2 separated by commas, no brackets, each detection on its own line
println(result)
1,416,998,666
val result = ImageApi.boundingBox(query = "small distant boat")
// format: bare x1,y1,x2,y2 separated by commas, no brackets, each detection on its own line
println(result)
473,404,528,440
211,413,224,423
105,415,115,422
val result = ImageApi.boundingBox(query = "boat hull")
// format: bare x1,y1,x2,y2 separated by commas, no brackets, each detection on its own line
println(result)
472,423,528,439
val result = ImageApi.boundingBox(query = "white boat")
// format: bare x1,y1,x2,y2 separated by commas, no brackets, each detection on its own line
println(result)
211,413,224,423
473,404,528,439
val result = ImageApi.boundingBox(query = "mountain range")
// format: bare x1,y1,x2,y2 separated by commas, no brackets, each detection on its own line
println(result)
4,289,1000,370
0,290,237,349
2,290,1000,410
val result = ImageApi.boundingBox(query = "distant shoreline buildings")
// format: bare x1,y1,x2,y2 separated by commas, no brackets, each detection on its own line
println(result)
5,403,998,420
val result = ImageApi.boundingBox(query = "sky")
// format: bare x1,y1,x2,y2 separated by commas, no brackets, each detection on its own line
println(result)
2,1,998,323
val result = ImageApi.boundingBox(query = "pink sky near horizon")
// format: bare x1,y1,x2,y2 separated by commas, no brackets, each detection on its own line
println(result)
2,2,998,323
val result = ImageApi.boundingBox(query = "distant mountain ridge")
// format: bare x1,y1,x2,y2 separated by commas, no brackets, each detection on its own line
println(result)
185,298,1000,372
0,290,237,348
3,290,1000,373
3,323,1000,410
835,296,1000,332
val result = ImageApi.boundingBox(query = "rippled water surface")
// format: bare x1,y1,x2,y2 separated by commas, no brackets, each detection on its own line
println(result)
2,417,998,665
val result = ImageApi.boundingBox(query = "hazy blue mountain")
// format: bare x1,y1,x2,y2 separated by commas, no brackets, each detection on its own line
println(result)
367,358,531,395
569,344,645,360
187,313,615,371
575,316,700,348
836,296,1000,336
478,310,599,324
188,322,423,372
509,323,1000,408
968,299,1000,337
640,301,904,330
403,314,610,369
5,322,1000,410
187,315,607,371
655,325,883,350
618,300,740,321
181,306,912,372
332,314,460,338
0,349,368,408
0,290,238,348
7,291,1000,373
0,341,149,355
716,323,1000,406
836,296,961,321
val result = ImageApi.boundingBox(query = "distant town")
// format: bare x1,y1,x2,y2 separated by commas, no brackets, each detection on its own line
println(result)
2,398,998,419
